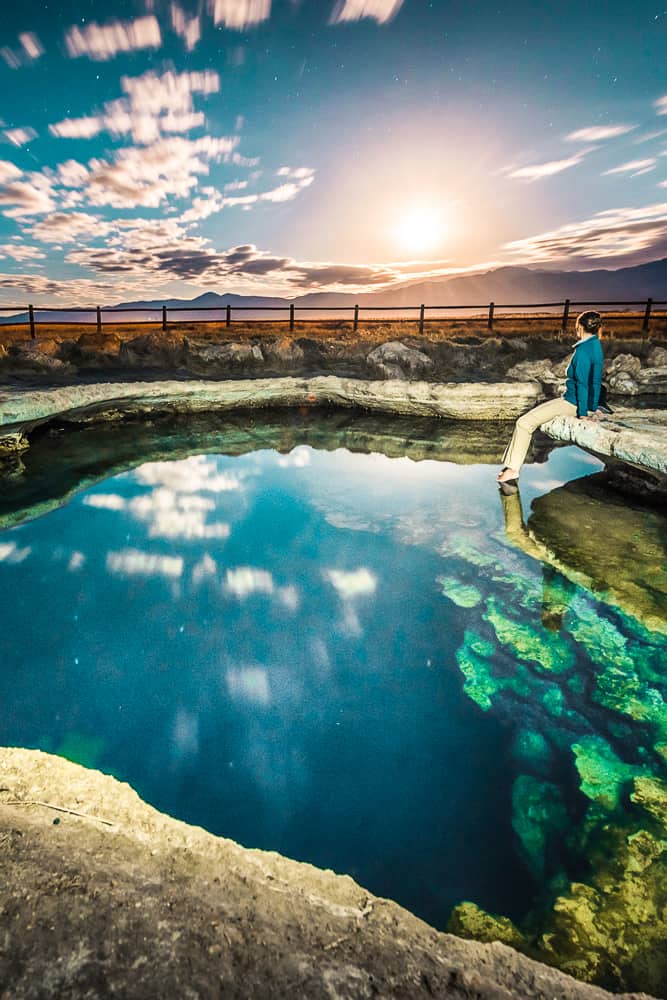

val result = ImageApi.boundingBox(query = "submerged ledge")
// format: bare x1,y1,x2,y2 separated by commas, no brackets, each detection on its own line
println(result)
0,747,656,1000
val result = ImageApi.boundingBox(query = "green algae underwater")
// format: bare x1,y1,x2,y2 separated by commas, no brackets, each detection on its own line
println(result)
0,409,666,997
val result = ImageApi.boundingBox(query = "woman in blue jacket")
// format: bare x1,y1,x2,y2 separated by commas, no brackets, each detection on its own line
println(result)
497,310,604,484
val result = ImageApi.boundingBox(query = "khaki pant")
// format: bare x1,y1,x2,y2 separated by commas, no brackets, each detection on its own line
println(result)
502,397,577,471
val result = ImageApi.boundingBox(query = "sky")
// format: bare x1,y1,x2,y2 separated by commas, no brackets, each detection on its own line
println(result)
0,0,666,304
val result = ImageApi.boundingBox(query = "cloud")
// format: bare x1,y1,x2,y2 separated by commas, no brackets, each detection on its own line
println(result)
0,271,146,300
19,32,44,59
506,152,588,181
226,667,270,707
0,243,46,261
633,128,667,144
49,116,104,139
565,124,635,142
224,566,300,609
31,213,111,251
131,489,231,540
3,127,37,147
208,0,272,29
65,16,162,61
106,548,183,579
655,95,667,115
502,201,667,265
82,135,238,208
50,69,219,145
0,542,31,563
180,169,312,221
1,32,44,68
0,161,22,183
330,0,404,24
602,158,656,177
171,3,201,50
0,174,56,217
134,456,242,493
53,160,91,188
323,567,377,599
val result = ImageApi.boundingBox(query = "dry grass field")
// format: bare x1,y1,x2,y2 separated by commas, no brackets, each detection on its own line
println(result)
0,311,666,349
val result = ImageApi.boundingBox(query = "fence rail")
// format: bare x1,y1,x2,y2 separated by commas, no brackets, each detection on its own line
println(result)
0,298,665,339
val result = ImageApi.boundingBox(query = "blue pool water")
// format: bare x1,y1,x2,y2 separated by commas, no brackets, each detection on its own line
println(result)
0,415,665,950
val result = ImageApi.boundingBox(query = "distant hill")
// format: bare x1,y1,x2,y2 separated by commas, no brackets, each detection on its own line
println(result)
1,258,665,324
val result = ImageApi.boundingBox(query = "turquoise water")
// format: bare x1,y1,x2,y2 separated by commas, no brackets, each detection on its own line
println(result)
0,412,666,991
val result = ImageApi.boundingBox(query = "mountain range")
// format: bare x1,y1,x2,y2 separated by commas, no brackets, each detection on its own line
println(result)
2,258,665,324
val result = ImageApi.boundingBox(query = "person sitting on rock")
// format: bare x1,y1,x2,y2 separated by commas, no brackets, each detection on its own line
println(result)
497,310,605,484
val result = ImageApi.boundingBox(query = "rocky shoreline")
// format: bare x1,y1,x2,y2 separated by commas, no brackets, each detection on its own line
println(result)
1,331,666,396
0,748,657,1000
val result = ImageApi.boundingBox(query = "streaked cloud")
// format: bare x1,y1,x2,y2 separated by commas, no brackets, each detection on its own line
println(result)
502,201,667,264
64,16,162,61
209,0,271,29
3,127,37,147
49,117,104,140
18,33,44,60
565,124,634,142
1,32,44,68
171,3,202,51
655,95,667,115
506,152,587,181
0,161,21,183
106,548,184,578
602,158,656,176
330,0,404,24
50,69,219,146
633,128,667,144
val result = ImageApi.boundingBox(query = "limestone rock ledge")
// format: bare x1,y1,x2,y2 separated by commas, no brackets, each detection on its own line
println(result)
0,376,542,431
0,748,655,1000
542,409,667,474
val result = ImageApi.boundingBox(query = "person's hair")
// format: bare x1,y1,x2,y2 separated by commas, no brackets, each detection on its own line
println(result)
576,310,602,334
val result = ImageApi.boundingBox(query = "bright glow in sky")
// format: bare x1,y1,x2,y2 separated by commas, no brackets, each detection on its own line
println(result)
0,0,666,304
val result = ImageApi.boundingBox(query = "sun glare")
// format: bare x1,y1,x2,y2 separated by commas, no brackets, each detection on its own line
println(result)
396,208,444,254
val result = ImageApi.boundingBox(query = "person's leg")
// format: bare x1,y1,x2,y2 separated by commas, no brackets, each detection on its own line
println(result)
499,398,576,478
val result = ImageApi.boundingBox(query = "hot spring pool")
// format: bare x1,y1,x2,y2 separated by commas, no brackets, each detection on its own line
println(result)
1,410,666,993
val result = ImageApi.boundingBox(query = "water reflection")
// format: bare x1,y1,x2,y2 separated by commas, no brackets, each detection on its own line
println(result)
499,476,667,634
0,411,666,994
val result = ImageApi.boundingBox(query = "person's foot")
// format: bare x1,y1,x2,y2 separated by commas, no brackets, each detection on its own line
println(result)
497,467,520,483
498,481,519,496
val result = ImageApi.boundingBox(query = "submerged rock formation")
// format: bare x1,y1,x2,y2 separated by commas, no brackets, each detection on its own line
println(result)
0,748,656,1000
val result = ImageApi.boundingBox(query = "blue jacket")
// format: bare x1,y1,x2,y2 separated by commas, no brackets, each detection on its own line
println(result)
563,335,604,417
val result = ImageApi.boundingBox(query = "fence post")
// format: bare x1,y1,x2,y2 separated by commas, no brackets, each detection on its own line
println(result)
226,304,231,328
419,304,425,334
290,303,295,332
488,302,495,331
96,305,102,334
162,305,167,332
353,304,359,333
28,303,35,339
642,297,652,333
561,298,570,334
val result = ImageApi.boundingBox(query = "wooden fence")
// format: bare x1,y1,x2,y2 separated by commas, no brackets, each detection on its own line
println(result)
0,297,665,339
